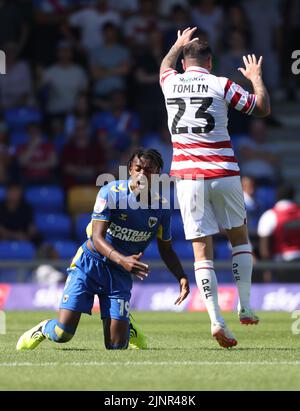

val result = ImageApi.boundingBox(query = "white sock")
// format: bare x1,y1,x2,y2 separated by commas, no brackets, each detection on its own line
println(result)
232,244,253,310
194,260,224,326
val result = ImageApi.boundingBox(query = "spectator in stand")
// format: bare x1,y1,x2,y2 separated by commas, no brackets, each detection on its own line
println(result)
16,122,58,185
159,0,189,17
0,42,34,109
237,119,281,186
0,183,40,244
241,175,264,235
258,185,300,282
108,0,138,18
222,4,251,50
68,0,120,52
191,0,224,52
89,22,130,108
64,92,91,138
39,41,88,120
0,120,15,184
33,0,72,65
163,5,193,52
218,29,250,88
143,127,173,174
92,90,140,161
242,0,283,97
134,29,165,132
61,117,107,188
124,0,164,48
0,0,30,51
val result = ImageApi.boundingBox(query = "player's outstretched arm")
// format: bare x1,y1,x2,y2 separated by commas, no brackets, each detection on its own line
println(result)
157,238,190,305
238,54,271,117
160,27,198,78
92,220,149,280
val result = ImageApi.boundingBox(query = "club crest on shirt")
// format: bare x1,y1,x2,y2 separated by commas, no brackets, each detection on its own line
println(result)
148,217,158,228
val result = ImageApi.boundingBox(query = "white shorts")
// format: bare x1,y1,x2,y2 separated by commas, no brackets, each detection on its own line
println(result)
176,176,247,240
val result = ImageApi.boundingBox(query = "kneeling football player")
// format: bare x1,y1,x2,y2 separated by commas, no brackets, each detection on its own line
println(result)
16,149,189,351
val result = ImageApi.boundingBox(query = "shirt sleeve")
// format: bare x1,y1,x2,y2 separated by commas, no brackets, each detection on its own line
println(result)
92,186,111,222
157,211,172,241
160,68,178,89
257,209,277,237
221,77,257,115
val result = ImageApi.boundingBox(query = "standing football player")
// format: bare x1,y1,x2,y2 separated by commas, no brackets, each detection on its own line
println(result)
16,148,189,351
160,28,271,348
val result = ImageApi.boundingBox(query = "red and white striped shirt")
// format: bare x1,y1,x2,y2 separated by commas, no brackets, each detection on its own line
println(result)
160,66,257,179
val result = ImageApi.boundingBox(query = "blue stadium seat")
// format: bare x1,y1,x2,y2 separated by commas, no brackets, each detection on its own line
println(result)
4,107,42,132
25,186,64,212
172,240,194,259
256,186,276,211
49,240,78,260
10,131,28,147
76,213,91,243
215,240,231,260
0,186,5,202
35,213,71,240
0,241,35,260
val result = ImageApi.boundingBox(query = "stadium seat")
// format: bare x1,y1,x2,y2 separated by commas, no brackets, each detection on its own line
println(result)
68,186,98,215
10,131,28,147
0,241,36,260
4,107,42,131
0,186,5,202
76,213,91,243
49,240,78,260
35,213,72,240
215,240,231,260
172,240,194,259
25,186,64,212
256,186,276,211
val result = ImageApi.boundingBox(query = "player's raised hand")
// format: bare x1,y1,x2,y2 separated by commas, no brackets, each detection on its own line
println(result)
121,253,150,280
174,277,190,305
175,27,199,49
238,54,263,81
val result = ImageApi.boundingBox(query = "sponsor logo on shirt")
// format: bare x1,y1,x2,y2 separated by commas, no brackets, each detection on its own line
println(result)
107,222,152,242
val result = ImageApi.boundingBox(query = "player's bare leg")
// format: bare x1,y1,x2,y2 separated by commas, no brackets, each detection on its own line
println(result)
192,236,237,348
103,318,129,349
16,309,81,350
226,224,259,325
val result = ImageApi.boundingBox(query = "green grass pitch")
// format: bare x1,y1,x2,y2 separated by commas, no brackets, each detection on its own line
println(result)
1,311,300,391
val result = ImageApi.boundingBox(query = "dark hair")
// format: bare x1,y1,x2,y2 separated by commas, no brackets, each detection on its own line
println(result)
183,40,212,62
277,185,295,202
127,148,164,172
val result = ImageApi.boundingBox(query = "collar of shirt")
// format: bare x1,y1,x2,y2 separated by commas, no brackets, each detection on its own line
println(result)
185,66,209,74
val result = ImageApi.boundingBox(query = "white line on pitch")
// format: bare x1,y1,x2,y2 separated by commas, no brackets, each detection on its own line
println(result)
1,361,300,367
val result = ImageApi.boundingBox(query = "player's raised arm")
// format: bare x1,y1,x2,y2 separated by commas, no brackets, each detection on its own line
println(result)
238,54,271,117
157,238,190,305
160,27,198,82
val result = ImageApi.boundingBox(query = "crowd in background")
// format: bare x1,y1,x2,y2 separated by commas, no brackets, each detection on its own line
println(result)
0,0,300,281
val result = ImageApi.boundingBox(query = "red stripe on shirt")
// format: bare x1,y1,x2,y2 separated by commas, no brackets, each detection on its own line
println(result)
224,79,233,98
170,168,240,179
229,91,242,108
173,141,233,150
160,71,176,85
172,154,238,163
